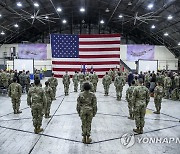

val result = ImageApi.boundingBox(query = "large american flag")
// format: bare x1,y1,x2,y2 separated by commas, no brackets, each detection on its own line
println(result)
51,34,120,78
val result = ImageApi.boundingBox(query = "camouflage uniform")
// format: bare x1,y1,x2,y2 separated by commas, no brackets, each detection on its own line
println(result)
108,69,113,81
34,71,40,80
72,72,79,92
48,77,58,99
8,82,22,114
19,71,26,92
102,74,111,96
91,73,98,92
1,71,8,88
44,86,53,118
82,77,94,92
132,85,150,134
126,85,136,119
164,76,172,99
62,74,70,95
171,75,179,100
144,73,150,88
79,72,85,91
154,85,164,114
25,73,31,93
114,75,125,100
77,90,97,143
27,85,47,133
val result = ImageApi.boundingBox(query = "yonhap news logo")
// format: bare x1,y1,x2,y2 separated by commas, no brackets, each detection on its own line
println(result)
120,133,180,148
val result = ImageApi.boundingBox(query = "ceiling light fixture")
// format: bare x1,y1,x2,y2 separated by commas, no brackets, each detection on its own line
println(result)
80,7,85,12
164,32,169,36
31,15,35,19
17,2,22,7
14,24,19,28
119,14,123,18
128,2,132,6
1,31,5,35
151,25,155,29
100,20,104,24
148,3,154,9
62,19,67,24
0,14,2,17
178,42,180,46
57,7,62,12
167,15,173,20
105,8,110,12
34,2,39,7
45,16,49,19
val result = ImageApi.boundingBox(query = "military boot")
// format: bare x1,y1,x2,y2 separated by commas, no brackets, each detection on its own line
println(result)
37,126,43,133
133,127,141,134
34,126,38,134
139,127,143,134
17,110,22,114
86,136,92,144
13,110,17,114
153,111,159,114
45,114,51,118
128,114,134,120
82,136,86,143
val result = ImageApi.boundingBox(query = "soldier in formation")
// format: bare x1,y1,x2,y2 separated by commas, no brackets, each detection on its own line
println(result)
27,79,47,134
114,72,125,101
62,71,70,95
132,79,150,134
79,71,85,92
102,72,111,96
72,71,79,92
154,81,164,114
164,73,172,99
91,72,98,92
77,82,97,144
48,73,58,100
126,80,136,119
8,77,22,114
44,81,54,118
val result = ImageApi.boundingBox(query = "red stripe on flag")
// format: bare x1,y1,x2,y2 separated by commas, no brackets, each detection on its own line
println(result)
79,55,120,58
53,68,114,72
79,48,120,51
79,41,120,45
54,74,104,78
52,61,120,65
80,34,120,38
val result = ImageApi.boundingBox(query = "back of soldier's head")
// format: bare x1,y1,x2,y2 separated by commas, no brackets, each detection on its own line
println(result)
45,81,49,86
85,76,89,80
34,79,40,86
118,72,121,76
106,72,108,75
83,82,91,91
139,78,143,84
132,80,135,85
52,73,54,77
13,77,17,82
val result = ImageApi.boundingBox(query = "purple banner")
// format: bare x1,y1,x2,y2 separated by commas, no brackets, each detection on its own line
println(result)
18,44,47,60
127,45,155,61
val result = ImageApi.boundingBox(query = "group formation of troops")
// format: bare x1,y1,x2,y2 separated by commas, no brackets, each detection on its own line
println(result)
3,67,179,144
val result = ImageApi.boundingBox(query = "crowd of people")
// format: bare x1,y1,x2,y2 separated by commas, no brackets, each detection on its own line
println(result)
2,68,180,144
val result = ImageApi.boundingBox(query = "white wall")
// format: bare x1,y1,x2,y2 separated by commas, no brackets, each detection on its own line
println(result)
1,43,178,71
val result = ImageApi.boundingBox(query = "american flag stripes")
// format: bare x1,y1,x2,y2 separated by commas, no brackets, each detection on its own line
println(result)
51,34,121,78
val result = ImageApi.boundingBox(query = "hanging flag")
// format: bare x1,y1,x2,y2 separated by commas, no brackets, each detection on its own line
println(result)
51,34,121,77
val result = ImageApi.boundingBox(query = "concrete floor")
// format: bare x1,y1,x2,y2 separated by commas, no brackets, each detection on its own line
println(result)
0,78,180,154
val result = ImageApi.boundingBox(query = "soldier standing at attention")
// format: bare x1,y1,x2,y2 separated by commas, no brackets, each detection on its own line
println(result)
72,71,79,92
132,79,150,134
91,71,98,92
102,72,112,96
164,73,172,99
114,72,125,101
44,81,54,118
8,77,22,114
62,71,70,96
27,79,47,134
79,71,85,92
126,80,136,120
25,71,31,93
48,73,58,100
77,82,97,144
154,81,164,114
82,76,94,92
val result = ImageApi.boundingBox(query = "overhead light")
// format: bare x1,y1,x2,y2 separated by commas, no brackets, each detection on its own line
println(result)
80,7,85,12
151,25,155,29
1,31,5,35
148,3,153,9
0,14,2,17
17,2,22,7
128,2,132,6
57,7,62,12
167,15,173,20
34,2,39,7
105,8,110,13
100,20,104,24
14,24,19,28
164,32,169,36
31,15,35,19
119,14,123,18
178,42,180,46
62,19,67,24
45,16,49,19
